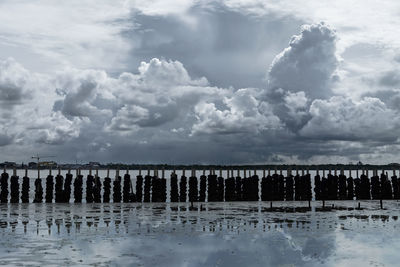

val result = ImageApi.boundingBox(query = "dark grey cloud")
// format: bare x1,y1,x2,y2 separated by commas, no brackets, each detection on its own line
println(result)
0,58,31,108
124,3,304,89
379,70,400,87
0,133,13,146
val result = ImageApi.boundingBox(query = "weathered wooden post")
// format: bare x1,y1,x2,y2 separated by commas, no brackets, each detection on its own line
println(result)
113,169,122,203
123,169,132,203
73,169,83,203
143,168,151,202
235,169,242,201
207,169,218,202
199,169,207,202
45,167,54,203
93,169,101,203
347,168,354,200
180,169,187,202
392,169,400,199
322,169,326,208
10,168,19,203
160,168,166,202
338,168,347,200
103,169,111,203
225,169,235,201
217,169,224,201
21,168,29,203
170,169,179,202
136,168,143,202
189,169,198,205
33,166,43,203
85,168,94,203
371,168,380,200
55,167,63,203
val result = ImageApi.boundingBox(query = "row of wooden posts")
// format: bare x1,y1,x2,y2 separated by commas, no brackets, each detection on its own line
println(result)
0,168,399,204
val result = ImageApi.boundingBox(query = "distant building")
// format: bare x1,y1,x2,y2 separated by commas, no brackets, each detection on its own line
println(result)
88,162,101,168
2,162,16,167
40,161,57,168
28,162,38,168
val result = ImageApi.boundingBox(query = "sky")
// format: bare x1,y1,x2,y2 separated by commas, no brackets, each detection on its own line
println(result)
1,0,400,164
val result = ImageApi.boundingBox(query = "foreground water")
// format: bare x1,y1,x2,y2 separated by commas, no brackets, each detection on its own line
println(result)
0,201,399,266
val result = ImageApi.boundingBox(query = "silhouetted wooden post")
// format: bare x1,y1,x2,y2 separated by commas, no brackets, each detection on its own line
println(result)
74,169,83,203
136,169,143,202
392,169,399,199
242,169,249,201
62,169,71,203
347,169,354,200
235,169,242,201
180,169,187,202
199,169,206,202
160,168,166,202
10,168,19,203
225,169,235,201
143,169,151,202
55,167,63,203
92,169,101,203
189,169,198,205
285,168,294,201
208,169,218,202
103,169,111,203
45,168,54,203
86,168,94,203
21,168,29,203
33,167,43,203
123,169,132,203
170,169,179,202
322,170,325,208
217,169,224,201
261,169,267,201
113,169,122,203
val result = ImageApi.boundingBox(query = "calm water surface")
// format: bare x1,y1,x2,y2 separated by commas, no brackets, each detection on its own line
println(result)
0,201,399,266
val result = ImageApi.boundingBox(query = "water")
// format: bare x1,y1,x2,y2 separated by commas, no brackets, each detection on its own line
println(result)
0,201,399,266
1,169,400,266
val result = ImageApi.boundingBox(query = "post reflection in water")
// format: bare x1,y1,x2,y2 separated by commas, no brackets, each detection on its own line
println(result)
0,201,398,236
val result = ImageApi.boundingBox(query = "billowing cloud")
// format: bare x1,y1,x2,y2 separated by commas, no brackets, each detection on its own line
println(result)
0,4,400,165
300,96,400,142
192,88,281,135
268,22,339,99
0,58,32,108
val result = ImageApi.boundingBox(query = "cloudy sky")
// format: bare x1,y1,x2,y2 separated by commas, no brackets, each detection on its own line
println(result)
1,0,400,164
